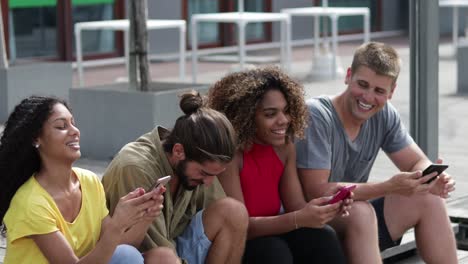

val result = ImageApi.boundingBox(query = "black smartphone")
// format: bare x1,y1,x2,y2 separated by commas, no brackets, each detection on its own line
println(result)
422,164,449,184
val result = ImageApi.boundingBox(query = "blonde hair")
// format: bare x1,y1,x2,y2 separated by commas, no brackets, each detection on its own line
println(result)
351,42,401,83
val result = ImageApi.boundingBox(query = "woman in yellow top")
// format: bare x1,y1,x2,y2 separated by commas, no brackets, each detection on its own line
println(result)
0,96,178,264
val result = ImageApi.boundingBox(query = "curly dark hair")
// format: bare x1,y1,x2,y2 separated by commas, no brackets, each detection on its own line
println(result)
0,96,69,225
207,66,308,149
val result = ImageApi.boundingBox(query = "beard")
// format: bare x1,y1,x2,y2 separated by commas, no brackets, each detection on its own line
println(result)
174,159,198,191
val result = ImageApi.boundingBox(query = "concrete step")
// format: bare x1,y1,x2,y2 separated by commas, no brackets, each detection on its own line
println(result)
447,195,468,250
382,194,468,263
381,228,419,260
1,196,466,264
0,224,465,264
381,223,459,261
388,249,468,264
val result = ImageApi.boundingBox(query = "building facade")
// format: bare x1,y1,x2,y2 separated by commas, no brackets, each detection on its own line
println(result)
0,0,459,64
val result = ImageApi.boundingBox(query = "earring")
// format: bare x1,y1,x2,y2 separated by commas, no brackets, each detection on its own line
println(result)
34,144,39,149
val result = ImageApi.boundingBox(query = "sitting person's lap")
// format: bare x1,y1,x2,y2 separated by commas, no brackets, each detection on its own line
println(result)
243,226,345,264
175,210,211,264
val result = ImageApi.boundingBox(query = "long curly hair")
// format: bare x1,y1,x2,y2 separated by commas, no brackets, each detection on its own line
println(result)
0,96,69,225
207,66,308,149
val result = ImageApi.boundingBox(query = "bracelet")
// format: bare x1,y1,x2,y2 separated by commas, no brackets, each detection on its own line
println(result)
294,211,299,230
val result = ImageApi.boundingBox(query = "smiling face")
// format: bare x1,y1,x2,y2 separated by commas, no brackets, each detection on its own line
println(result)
35,103,81,164
253,89,291,146
343,66,396,124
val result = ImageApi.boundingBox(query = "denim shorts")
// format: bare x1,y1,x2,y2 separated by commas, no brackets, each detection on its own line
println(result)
109,244,144,264
175,210,212,264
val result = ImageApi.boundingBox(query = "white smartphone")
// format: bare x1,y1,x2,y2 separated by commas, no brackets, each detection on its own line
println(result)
147,175,171,192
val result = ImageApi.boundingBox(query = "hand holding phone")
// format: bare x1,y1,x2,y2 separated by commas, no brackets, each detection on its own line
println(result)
328,185,357,204
422,164,448,184
147,175,171,192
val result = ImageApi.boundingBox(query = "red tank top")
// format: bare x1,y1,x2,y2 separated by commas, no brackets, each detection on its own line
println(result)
240,143,284,217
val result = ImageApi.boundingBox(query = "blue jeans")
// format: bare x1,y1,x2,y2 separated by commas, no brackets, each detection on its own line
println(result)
109,244,144,264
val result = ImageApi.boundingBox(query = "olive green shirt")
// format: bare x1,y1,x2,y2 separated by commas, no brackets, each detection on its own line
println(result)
101,126,226,253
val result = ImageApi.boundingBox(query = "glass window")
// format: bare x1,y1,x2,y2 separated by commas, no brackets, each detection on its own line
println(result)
187,0,269,46
72,1,115,56
188,0,220,45
228,0,268,42
240,0,266,41
8,0,58,61
322,0,377,32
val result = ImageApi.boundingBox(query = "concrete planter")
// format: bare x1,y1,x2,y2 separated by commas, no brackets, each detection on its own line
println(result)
0,63,72,122
458,40,468,94
70,82,209,160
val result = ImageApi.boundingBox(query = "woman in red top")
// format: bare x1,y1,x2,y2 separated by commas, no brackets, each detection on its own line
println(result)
208,67,350,264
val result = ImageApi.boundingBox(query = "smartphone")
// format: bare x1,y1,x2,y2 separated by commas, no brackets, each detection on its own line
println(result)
422,164,448,184
328,185,357,204
147,175,172,192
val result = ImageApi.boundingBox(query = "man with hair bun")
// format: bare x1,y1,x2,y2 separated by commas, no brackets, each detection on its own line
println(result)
102,90,248,264
296,42,457,263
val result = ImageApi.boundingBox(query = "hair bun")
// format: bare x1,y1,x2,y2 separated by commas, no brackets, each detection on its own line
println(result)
179,90,204,115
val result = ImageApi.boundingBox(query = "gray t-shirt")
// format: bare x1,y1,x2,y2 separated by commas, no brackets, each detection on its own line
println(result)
296,96,413,183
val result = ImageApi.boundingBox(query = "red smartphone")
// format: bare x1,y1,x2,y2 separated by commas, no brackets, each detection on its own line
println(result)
328,185,357,204
147,175,171,192
422,164,448,184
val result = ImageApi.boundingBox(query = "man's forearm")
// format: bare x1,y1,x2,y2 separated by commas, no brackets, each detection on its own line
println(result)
409,158,432,173
304,182,341,201
351,181,393,201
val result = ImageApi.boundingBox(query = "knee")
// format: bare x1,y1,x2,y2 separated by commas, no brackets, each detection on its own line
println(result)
212,197,249,228
416,192,444,207
300,226,341,247
111,244,144,264
294,227,345,263
318,225,341,244
346,201,377,230
144,247,179,264
409,193,447,215
319,226,343,252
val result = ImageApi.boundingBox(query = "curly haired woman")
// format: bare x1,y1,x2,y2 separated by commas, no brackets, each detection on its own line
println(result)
0,96,178,264
208,67,350,263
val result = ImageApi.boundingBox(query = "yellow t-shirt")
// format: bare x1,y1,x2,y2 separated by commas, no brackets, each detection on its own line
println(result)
3,167,109,264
